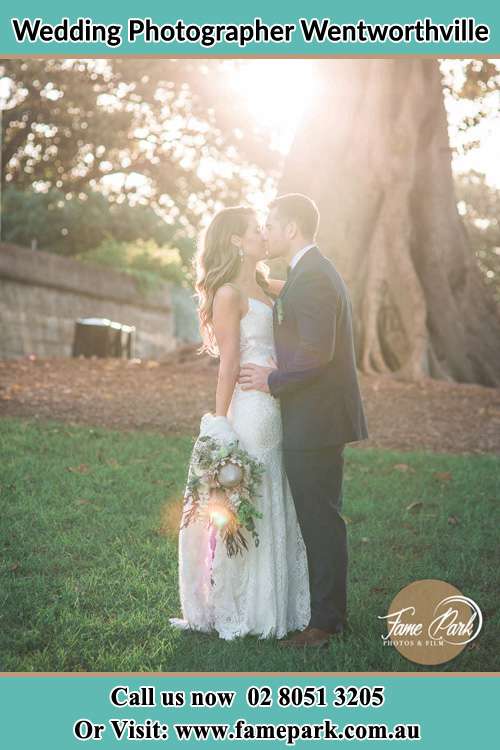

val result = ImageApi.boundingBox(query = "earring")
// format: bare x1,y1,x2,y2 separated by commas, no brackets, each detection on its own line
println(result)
239,247,245,262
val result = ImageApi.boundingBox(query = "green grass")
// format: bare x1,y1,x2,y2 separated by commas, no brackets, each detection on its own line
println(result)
1,417,498,673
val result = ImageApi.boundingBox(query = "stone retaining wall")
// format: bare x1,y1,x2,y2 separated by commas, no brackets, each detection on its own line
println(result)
0,243,176,360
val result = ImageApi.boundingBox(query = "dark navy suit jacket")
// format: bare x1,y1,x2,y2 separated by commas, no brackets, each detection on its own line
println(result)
268,246,368,450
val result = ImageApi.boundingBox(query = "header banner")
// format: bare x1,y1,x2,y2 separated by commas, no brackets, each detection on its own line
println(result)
1,1,499,55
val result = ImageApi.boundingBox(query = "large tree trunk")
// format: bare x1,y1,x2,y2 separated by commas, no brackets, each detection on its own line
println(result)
280,59,500,386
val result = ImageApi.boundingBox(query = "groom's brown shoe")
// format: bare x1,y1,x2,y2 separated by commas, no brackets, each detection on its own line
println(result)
279,626,342,649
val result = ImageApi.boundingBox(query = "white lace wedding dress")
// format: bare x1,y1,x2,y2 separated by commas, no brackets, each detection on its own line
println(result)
170,297,310,640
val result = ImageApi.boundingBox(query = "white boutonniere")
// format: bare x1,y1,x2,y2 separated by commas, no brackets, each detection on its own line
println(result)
276,298,284,325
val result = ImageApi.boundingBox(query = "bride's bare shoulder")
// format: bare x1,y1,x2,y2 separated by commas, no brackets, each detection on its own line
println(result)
213,283,243,316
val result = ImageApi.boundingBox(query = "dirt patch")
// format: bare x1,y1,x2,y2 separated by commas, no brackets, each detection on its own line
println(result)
1,348,499,454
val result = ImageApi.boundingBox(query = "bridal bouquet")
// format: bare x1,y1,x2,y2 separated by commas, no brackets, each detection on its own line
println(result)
181,414,265,558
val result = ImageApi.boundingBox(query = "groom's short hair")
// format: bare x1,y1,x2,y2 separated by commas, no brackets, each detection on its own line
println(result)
270,193,319,240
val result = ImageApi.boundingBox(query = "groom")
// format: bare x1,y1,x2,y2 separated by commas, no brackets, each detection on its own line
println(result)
239,193,368,648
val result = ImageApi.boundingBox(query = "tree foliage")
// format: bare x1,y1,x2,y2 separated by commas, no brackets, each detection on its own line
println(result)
2,185,195,264
441,59,500,157
455,171,500,302
0,59,273,232
75,238,186,294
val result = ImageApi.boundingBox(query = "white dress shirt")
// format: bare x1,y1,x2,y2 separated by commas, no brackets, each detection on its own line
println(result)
288,243,316,271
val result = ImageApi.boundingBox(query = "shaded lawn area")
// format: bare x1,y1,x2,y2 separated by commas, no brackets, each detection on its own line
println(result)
1,417,498,673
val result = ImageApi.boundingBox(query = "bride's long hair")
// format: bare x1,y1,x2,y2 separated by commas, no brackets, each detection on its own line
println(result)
194,206,271,357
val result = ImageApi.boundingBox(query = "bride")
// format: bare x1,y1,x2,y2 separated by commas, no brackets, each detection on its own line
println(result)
169,206,310,640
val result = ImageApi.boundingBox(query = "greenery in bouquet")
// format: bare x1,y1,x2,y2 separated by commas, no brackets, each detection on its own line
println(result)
181,435,265,557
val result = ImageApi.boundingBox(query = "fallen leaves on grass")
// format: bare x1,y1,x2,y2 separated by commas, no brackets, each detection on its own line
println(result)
434,471,453,482
74,498,101,511
406,501,424,512
393,463,415,473
67,464,90,474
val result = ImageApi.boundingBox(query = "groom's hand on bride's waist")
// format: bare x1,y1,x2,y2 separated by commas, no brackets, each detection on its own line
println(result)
239,358,277,393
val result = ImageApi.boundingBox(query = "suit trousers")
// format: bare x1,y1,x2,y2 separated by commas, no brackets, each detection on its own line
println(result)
283,444,347,632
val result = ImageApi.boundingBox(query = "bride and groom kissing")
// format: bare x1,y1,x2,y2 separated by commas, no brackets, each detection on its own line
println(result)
170,193,368,648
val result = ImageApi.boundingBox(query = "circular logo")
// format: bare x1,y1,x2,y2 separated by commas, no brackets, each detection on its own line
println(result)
378,579,482,665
